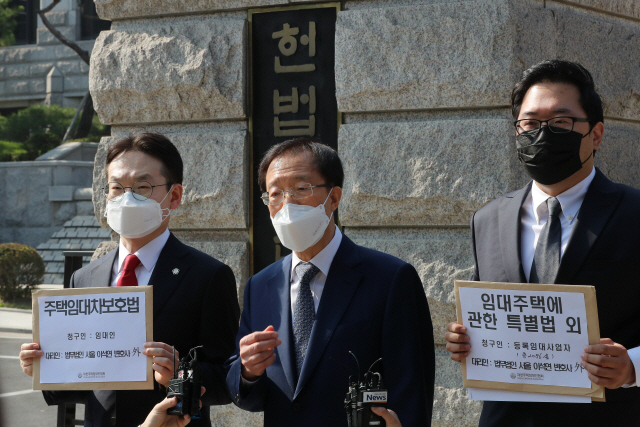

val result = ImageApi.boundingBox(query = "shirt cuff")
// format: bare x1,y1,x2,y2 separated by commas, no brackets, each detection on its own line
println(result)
240,373,259,395
623,345,640,387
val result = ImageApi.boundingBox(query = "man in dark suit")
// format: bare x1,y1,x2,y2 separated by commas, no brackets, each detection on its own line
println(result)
19,132,240,427
445,60,640,425
226,138,434,426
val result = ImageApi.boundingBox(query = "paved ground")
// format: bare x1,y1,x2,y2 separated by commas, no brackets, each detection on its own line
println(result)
0,308,85,427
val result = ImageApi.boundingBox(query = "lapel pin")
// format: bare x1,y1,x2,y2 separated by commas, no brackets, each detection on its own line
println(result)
172,268,180,275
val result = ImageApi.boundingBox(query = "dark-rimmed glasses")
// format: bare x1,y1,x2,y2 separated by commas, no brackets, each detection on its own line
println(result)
261,183,332,206
104,181,169,201
514,117,590,135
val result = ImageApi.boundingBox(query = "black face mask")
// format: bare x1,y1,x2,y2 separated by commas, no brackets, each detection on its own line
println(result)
516,126,592,185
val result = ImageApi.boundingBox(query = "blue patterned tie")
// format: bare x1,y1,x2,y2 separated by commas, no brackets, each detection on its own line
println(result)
293,262,320,378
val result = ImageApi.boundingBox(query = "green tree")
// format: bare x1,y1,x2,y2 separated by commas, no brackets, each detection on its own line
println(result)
0,243,44,302
2,104,75,143
0,0,23,47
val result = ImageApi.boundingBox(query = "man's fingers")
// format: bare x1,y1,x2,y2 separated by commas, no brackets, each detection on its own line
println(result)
243,348,275,366
144,341,174,352
19,349,43,360
21,343,40,351
244,339,281,355
600,338,614,345
371,407,401,426
245,353,276,373
447,322,467,334
584,343,625,357
581,358,616,377
151,356,175,371
449,351,469,362
240,331,279,347
445,332,470,344
154,396,178,411
446,342,471,353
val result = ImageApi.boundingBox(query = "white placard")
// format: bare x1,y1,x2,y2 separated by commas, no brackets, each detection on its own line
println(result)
459,286,590,389
33,287,153,390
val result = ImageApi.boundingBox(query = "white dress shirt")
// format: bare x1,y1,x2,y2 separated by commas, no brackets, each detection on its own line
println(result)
520,167,595,282
290,225,342,316
109,228,170,287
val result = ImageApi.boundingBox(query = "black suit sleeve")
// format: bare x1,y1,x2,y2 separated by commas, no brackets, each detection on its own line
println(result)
382,263,435,426
470,210,480,281
198,263,240,406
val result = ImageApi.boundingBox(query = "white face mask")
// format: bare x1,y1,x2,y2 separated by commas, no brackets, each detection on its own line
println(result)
105,186,173,239
271,188,333,253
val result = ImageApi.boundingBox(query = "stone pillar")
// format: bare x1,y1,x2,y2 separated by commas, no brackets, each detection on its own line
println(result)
45,66,64,106
89,0,640,425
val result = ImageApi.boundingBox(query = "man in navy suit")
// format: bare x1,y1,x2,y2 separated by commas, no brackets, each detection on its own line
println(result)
226,138,434,426
445,60,640,425
20,133,239,427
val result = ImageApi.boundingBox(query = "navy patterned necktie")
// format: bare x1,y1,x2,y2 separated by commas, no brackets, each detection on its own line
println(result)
293,262,320,378
530,197,562,284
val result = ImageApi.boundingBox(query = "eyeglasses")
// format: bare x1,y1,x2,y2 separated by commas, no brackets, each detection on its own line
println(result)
104,181,169,201
261,183,332,206
514,116,590,135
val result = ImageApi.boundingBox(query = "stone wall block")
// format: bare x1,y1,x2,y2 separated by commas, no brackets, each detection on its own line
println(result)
551,5,640,121
335,0,556,112
4,64,31,79
4,166,53,227
560,0,640,20
0,46,33,64
90,17,246,125
209,403,263,427
432,385,482,427
594,121,640,189
345,228,474,344
38,26,76,45
339,119,529,227
64,74,89,91
57,60,90,75
94,0,317,21
30,41,95,62
431,350,482,426
45,10,69,26
94,130,248,231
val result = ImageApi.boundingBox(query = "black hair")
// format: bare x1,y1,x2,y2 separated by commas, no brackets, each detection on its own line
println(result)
106,132,183,186
258,138,344,192
511,60,604,126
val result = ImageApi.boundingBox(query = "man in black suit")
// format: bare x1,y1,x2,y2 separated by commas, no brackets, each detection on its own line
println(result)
19,132,240,427
445,60,640,425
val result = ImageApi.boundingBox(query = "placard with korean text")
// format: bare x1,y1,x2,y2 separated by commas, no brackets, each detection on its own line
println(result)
455,280,603,399
32,286,153,390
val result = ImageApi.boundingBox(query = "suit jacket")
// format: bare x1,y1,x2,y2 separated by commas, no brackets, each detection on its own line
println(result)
226,234,435,427
471,169,640,426
43,233,240,427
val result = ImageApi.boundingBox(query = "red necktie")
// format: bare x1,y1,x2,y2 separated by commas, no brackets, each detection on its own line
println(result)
116,254,141,287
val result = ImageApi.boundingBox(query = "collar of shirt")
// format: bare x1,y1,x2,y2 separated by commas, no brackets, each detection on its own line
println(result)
530,166,596,224
116,228,170,278
290,225,343,283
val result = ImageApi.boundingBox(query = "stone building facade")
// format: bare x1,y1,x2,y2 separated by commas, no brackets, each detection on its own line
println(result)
88,0,640,425
0,0,109,112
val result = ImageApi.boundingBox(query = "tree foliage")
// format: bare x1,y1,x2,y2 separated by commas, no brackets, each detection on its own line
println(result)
0,105,110,160
0,0,23,47
0,243,44,302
